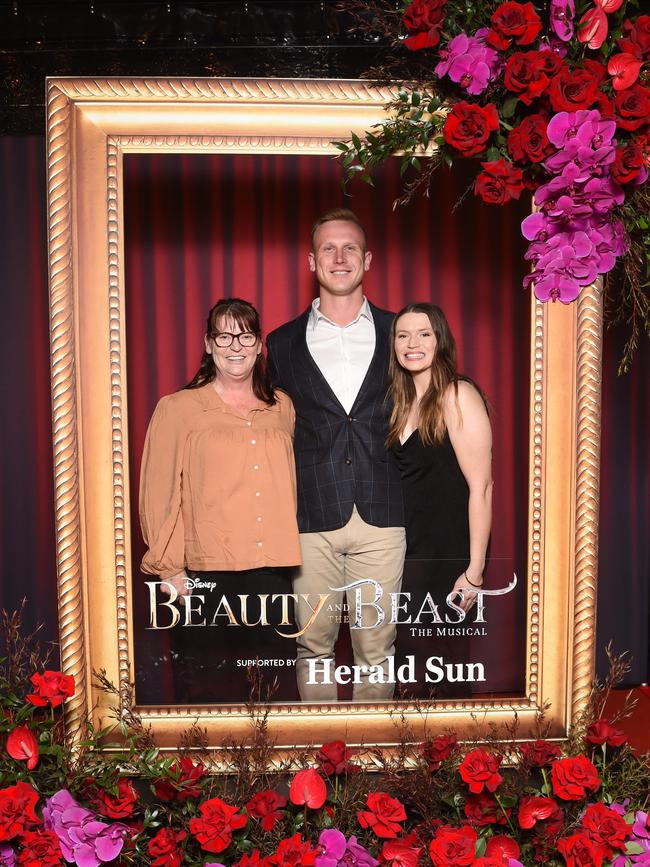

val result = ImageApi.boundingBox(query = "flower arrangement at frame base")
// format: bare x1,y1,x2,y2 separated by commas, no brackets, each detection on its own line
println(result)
335,0,649,371
1,609,649,867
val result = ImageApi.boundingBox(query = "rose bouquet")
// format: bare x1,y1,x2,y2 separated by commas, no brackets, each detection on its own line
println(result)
337,0,649,370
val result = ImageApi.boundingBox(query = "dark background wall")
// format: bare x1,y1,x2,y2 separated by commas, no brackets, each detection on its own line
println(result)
0,1,648,683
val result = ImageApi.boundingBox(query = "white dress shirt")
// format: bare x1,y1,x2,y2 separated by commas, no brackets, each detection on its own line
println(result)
306,297,376,414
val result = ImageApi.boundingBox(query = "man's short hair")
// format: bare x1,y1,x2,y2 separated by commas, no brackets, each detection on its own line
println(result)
310,208,368,251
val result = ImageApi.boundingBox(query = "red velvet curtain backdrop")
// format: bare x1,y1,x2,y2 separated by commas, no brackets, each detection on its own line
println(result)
0,137,57,639
123,152,531,699
0,137,647,687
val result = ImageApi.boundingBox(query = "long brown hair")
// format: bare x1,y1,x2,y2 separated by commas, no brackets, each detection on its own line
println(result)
387,303,462,447
185,298,276,405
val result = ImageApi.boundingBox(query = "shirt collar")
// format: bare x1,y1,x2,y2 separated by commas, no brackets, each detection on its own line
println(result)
197,382,278,413
308,296,372,330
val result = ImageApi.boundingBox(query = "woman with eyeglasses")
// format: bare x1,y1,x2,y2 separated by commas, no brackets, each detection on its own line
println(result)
139,298,301,703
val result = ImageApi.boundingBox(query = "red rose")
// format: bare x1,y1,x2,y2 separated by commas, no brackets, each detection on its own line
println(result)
557,831,604,867
357,793,407,838
266,834,318,866
474,859,510,867
246,789,287,831
504,52,551,104
507,114,549,162
487,1,542,49
94,778,138,819
464,792,509,826
189,796,247,854
26,671,75,708
550,756,601,801
422,735,458,771
6,725,39,771
380,838,422,866
0,782,40,840
519,739,562,766
586,718,628,747
619,15,650,58
316,741,360,776
614,84,650,131
474,159,524,204
537,51,565,77
147,828,187,867
548,65,602,111
485,835,521,861
443,102,500,157
429,825,477,867
17,830,62,867
580,803,629,858
518,796,561,829
459,749,503,794
612,142,647,184
153,756,205,802
403,0,447,50
289,769,327,810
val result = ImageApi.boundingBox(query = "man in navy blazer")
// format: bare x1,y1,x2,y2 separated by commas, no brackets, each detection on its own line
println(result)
267,209,405,701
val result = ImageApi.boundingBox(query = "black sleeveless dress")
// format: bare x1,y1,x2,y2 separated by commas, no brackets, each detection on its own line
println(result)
392,430,472,698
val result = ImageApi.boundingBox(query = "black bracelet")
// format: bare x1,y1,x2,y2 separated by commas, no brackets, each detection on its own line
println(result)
464,571,483,588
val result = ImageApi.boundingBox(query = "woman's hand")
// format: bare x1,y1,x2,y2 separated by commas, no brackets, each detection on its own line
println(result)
160,570,192,601
450,572,483,613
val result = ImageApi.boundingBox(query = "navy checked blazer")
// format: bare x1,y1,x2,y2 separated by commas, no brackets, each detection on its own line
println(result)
266,302,404,534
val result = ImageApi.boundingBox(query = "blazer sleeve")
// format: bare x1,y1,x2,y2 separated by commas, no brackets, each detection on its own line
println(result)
139,394,188,581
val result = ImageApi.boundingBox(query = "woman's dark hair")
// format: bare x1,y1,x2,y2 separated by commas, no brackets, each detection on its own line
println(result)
185,298,276,405
386,302,484,447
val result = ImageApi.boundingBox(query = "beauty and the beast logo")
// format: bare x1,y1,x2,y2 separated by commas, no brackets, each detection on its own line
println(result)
144,574,518,637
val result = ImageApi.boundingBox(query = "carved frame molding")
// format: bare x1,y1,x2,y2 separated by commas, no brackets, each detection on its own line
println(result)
46,77,600,762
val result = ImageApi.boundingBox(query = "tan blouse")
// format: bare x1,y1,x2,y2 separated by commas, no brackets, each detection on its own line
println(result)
139,384,301,579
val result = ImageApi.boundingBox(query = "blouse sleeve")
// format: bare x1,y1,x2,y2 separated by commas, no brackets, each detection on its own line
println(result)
139,394,188,581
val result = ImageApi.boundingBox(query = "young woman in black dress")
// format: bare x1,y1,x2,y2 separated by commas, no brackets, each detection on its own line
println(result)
387,303,493,698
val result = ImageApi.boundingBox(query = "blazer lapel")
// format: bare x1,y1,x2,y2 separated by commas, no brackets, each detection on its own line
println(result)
292,301,390,413
351,303,390,412
291,308,347,411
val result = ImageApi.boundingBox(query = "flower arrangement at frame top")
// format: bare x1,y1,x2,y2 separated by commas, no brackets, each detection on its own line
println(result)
1,607,650,867
337,0,649,369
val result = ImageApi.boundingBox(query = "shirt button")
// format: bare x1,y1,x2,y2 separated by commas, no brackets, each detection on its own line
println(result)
255,491,261,497
251,439,256,445
247,421,252,426
253,464,259,470
345,458,352,465
347,416,354,422
256,541,263,547
256,516,262,522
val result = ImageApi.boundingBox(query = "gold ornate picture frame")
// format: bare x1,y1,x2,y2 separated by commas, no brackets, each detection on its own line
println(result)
46,77,600,761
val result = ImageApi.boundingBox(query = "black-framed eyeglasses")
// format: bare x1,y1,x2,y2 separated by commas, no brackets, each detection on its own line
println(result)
210,331,259,348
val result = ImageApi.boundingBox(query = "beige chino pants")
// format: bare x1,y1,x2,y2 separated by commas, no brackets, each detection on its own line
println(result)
294,507,406,702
